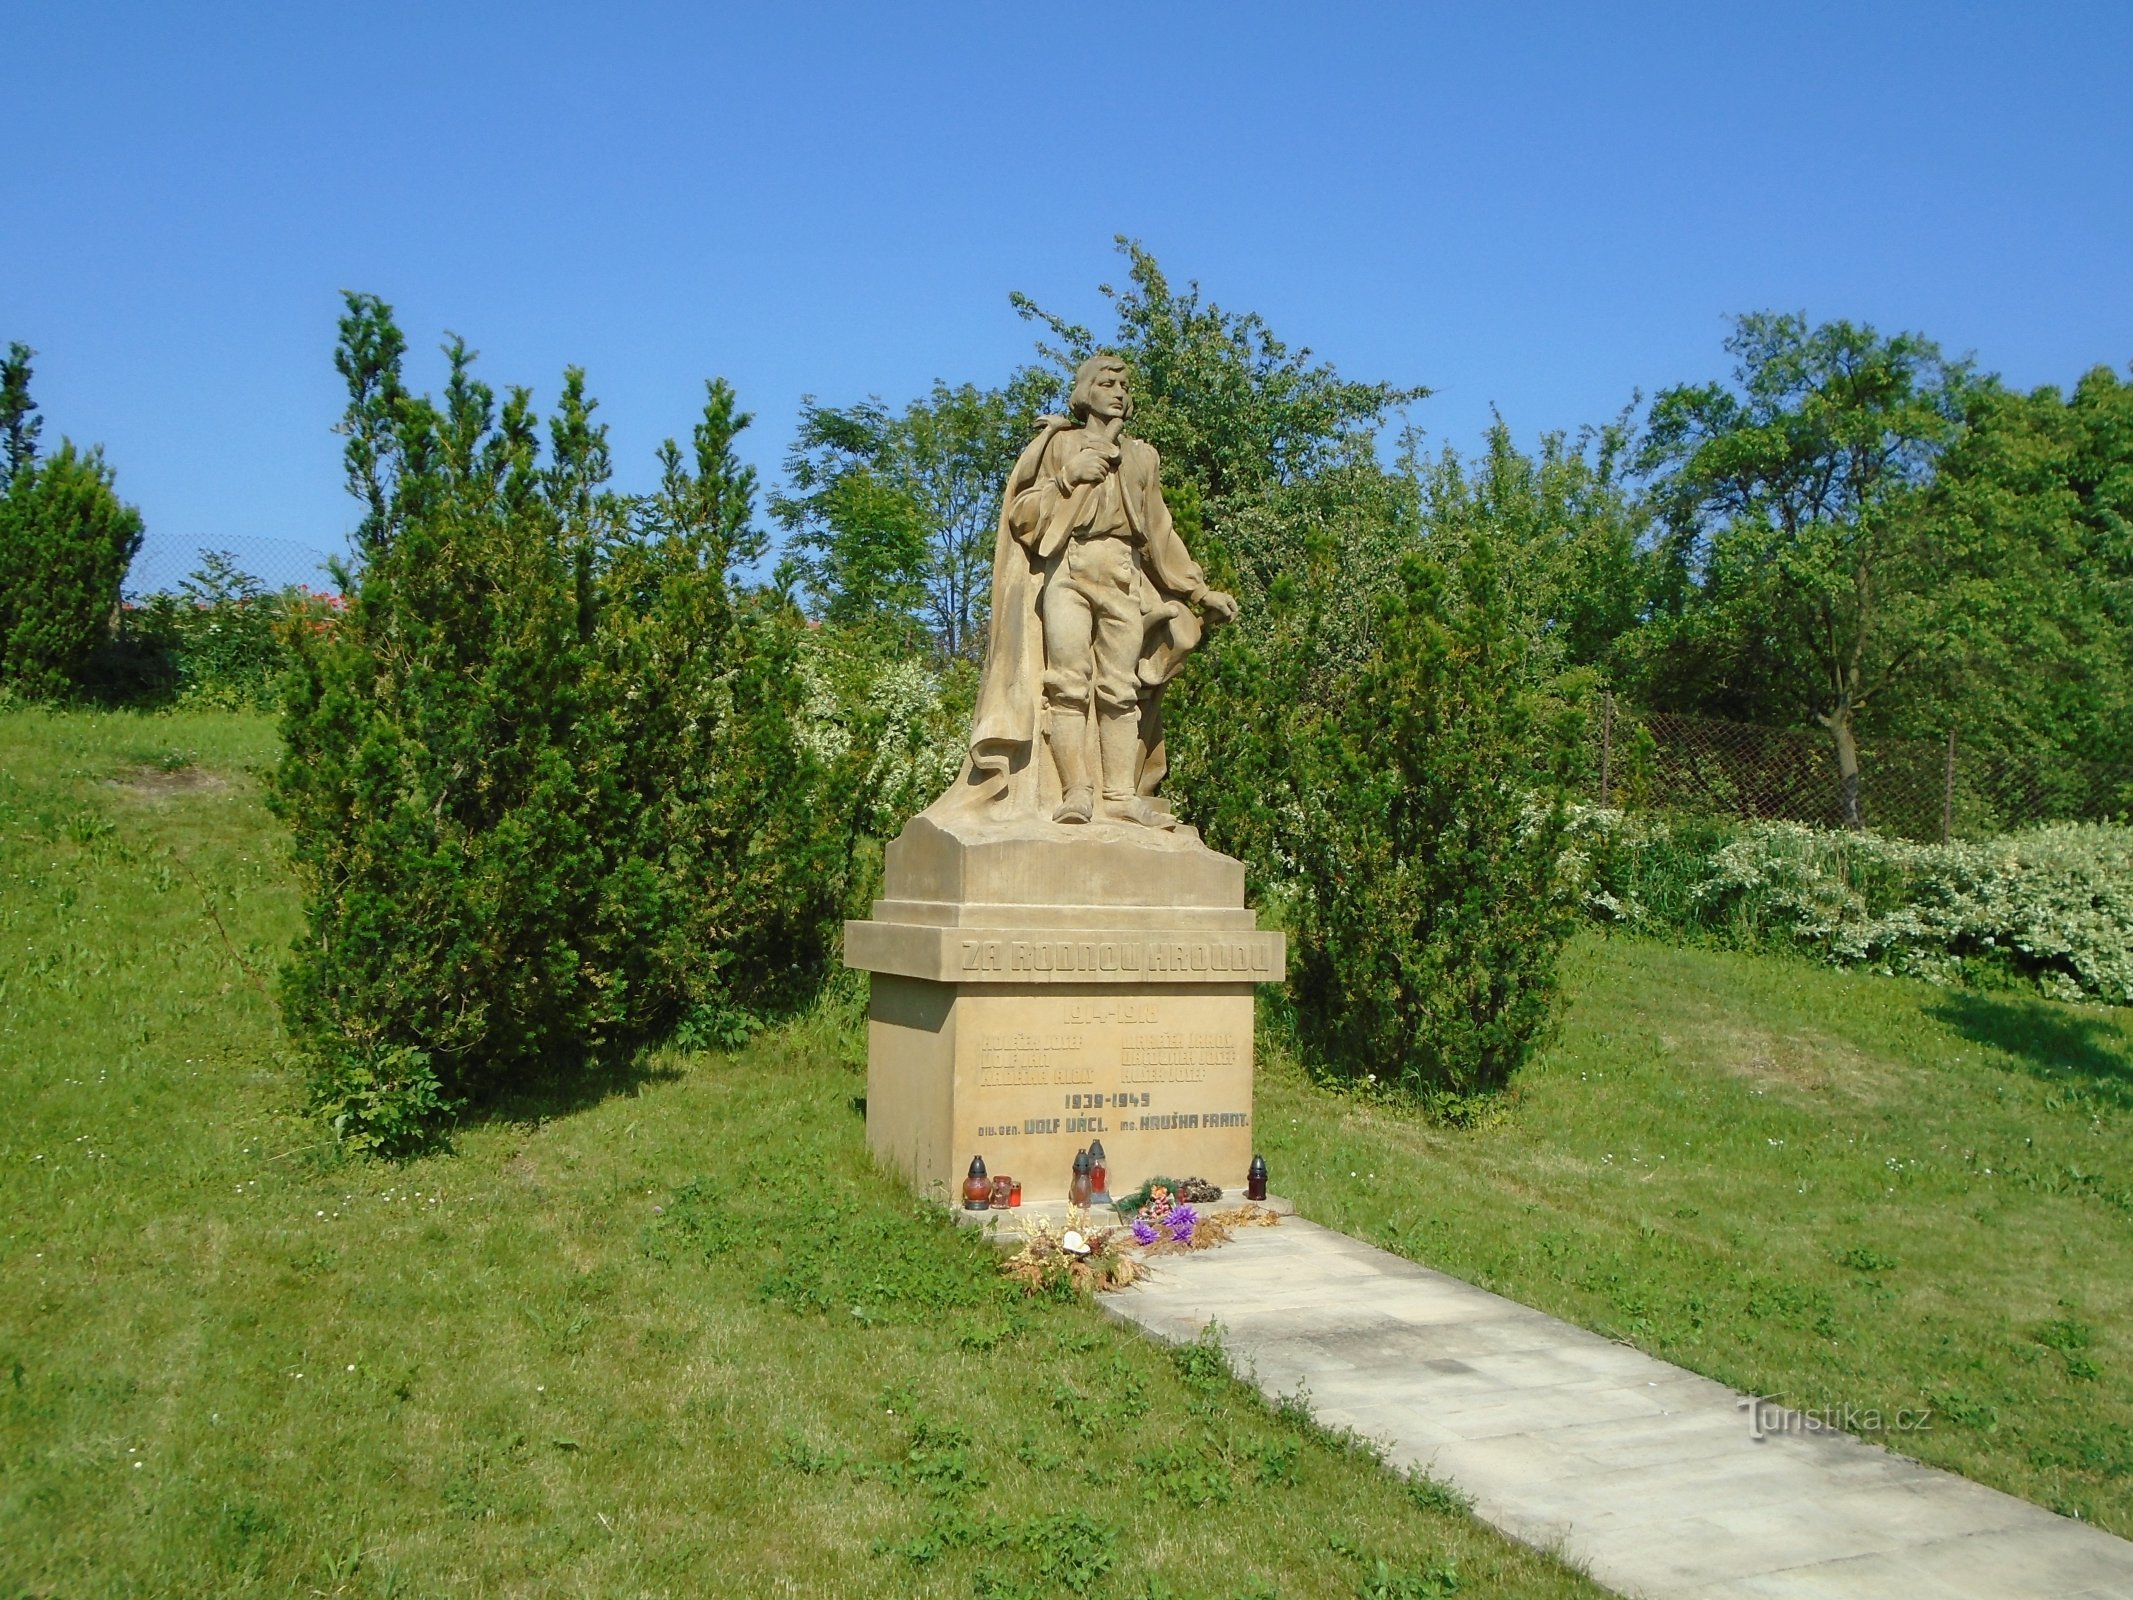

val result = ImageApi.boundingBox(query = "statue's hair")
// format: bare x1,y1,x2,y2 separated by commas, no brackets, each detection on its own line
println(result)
1068,353,1134,421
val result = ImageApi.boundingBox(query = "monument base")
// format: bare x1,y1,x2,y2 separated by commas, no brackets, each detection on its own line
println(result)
847,813,1285,1205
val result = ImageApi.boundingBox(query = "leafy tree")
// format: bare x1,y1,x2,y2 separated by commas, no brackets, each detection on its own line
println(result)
1011,239,1422,516
0,342,144,696
775,450,930,643
773,379,1038,657
1636,313,1975,826
1411,414,1646,680
1012,241,1425,655
1913,366,2133,779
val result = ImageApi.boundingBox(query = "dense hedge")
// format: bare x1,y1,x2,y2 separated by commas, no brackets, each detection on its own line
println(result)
274,297,854,1151
1169,536,1589,1109
1281,545,1586,1104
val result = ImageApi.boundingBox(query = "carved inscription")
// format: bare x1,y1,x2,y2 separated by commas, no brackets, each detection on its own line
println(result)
962,990,1254,1191
1067,999,1162,1026
1144,939,1272,976
1120,1031,1238,1082
1130,1110,1252,1131
977,1030,1085,1087
958,935,1277,978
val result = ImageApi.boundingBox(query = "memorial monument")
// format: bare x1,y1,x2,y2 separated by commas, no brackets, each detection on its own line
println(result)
846,354,1286,1204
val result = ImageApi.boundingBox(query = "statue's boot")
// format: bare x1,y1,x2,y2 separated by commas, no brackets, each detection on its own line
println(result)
1111,795,1176,830
1099,710,1174,829
1050,716,1095,824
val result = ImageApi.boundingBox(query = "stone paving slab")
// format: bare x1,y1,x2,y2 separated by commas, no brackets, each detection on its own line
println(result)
1100,1217,2133,1600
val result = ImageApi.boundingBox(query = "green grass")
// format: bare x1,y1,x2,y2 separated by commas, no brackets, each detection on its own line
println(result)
9,704,2129,1591
1260,931,2133,1532
0,706,1601,1599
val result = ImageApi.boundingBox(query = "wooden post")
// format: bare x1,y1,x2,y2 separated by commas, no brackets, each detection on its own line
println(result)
1942,727,1957,845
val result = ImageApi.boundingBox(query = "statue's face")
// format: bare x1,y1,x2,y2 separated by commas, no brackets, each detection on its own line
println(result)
1083,365,1130,422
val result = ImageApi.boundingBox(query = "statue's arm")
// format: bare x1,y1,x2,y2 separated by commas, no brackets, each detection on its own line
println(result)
1007,481,1048,548
1136,444,1235,619
1006,425,1068,552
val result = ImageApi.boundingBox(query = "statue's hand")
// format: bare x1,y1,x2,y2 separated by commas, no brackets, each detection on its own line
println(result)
1200,589,1239,625
1064,448,1111,487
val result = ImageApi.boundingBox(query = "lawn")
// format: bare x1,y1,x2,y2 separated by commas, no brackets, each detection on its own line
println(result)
1259,928,2133,1533
0,706,1599,1599
4,706,2127,1597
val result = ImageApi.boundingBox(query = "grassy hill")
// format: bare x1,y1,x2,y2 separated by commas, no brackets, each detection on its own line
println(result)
2,705,2128,1595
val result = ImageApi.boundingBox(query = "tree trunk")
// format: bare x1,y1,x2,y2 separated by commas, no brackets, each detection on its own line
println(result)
1822,705,1863,829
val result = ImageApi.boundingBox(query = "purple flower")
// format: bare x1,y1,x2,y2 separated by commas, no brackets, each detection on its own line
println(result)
1131,1217,1159,1246
1167,1206,1198,1241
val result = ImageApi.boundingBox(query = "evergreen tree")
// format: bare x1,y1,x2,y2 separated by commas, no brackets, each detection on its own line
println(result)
1,342,41,487
276,294,842,1151
1287,542,1585,1103
0,343,145,697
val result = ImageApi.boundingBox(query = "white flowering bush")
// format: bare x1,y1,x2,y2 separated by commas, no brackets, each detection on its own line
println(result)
1570,808,2133,1005
793,628,968,872
853,657,965,836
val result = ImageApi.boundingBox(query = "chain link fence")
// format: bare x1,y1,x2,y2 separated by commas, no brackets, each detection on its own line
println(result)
1591,695,2133,842
124,536,346,600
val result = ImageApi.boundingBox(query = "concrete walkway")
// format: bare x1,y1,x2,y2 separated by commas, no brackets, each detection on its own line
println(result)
1102,1216,2133,1600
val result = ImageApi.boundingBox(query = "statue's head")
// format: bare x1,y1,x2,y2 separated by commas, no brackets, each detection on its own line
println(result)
1068,354,1134,423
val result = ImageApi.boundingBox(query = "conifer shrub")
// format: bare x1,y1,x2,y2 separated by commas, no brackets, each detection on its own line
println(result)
275,295,846,1150
1283,542,1586,1105
0,441,145,698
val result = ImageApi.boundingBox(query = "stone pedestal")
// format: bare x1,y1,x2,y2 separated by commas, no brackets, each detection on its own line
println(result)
846,813,1285,1205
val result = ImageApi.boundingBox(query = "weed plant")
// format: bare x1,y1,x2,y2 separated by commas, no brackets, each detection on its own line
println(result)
107,552,337,711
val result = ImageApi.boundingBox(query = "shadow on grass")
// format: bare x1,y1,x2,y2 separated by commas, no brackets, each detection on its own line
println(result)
456,1053,691,1136
1928,990,2133,1107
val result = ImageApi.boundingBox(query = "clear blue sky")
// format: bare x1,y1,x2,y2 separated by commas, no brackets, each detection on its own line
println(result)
6,2,2131,592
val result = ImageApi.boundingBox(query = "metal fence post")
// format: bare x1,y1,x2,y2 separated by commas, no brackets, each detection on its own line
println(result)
1942,727,1957,845
1599,691,1614,807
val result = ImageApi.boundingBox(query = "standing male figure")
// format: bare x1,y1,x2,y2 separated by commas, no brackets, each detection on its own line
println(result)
949,353,1235,828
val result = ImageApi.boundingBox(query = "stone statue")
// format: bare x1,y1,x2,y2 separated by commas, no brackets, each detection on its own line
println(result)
925,354,1237,831
853,361,1281,1210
